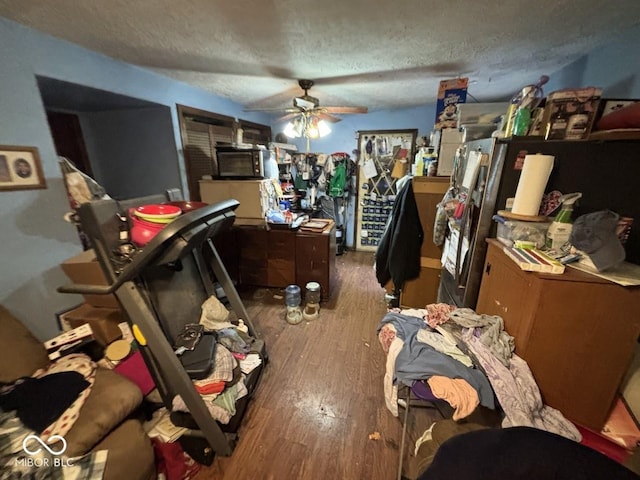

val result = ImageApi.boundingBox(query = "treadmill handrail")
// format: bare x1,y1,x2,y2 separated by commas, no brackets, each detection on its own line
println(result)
57,199,239,296
58,283,115,295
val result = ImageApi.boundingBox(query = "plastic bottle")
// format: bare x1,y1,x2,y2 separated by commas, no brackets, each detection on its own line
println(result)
512,107,531,136
504,103,519,137
414,152,424,176
545,192,582,251
285,285,301,307
285,284,303,325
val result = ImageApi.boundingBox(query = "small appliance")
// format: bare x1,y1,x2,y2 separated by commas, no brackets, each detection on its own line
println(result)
215,145,265,179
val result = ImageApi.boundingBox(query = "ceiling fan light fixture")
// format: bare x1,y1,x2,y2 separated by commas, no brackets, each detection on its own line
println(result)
306,116,320,139
283,113,331,140
317,119,331,137
283,121,298,138
305,116,330,139
284,117,305,138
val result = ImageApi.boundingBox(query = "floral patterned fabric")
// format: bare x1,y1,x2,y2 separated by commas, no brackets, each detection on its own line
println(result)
425,303,456,329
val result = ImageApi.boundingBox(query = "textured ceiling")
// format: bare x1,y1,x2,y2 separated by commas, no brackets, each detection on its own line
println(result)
2,0,640,112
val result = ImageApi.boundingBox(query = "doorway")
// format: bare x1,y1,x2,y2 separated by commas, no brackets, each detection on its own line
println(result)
47,111,92,176
37,76,181,200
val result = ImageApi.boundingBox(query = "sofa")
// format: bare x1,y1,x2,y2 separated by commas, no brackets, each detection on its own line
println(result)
0,305,155,480
418,426,640,479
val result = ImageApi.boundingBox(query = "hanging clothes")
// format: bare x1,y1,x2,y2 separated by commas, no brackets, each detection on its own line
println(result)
329,161,346,198
375,179,423,290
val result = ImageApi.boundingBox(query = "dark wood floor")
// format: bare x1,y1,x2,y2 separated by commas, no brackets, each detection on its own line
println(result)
194,250,407,479
193,249,640,479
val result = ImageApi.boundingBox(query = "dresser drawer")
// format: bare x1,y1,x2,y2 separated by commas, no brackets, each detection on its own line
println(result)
269,231,296,259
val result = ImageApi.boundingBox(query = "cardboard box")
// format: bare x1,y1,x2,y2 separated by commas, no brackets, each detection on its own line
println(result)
199,179,276,220
434,78,468,130
61,249,119,308
437,128,463,176
64,303,125,346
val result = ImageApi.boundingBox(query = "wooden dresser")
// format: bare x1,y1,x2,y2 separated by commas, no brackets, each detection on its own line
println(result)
476,239,640,430
397,176,450,308
295,224,337,300
234,222,336,299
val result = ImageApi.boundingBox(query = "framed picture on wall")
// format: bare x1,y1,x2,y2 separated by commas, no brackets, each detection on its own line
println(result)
0,145,46,191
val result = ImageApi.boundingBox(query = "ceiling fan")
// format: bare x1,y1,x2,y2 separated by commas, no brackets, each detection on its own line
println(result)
245,79,369,124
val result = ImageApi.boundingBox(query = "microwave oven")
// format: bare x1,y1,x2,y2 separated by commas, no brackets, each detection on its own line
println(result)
215,146,264,179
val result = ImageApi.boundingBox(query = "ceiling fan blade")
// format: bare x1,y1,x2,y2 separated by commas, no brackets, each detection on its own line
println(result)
323,106,369,114
315,112,342,123
275,112,301,123
244,106,299,113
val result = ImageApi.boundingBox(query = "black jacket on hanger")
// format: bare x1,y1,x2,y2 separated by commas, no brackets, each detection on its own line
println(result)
375,180,423,290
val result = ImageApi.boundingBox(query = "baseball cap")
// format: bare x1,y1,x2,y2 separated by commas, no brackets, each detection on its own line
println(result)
569,210,626,271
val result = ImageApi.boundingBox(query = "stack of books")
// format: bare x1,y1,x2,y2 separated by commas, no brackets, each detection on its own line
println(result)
502,246,565,274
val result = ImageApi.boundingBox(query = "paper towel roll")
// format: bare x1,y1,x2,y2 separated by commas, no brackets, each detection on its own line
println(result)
511,154,554,216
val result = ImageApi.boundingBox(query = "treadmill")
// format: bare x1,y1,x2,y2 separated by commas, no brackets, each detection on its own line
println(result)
58,193,266,464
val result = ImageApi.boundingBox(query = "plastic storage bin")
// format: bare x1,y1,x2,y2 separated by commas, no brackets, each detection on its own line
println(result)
496,220,550,248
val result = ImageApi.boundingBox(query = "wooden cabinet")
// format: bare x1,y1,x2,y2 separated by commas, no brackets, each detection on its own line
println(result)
235,224,336,297
268,230,296,288
296,223,336,300
476,239,640,430
237,227,295,288
398,176,450,308
238,227,270,286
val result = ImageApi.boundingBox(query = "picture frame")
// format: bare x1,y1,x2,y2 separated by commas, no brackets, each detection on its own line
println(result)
541,88,602,140
596,98,640,120
0,145,47,191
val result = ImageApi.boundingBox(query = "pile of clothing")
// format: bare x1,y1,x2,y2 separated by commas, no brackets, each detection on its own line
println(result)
378,303,580,441
172,296,261,424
